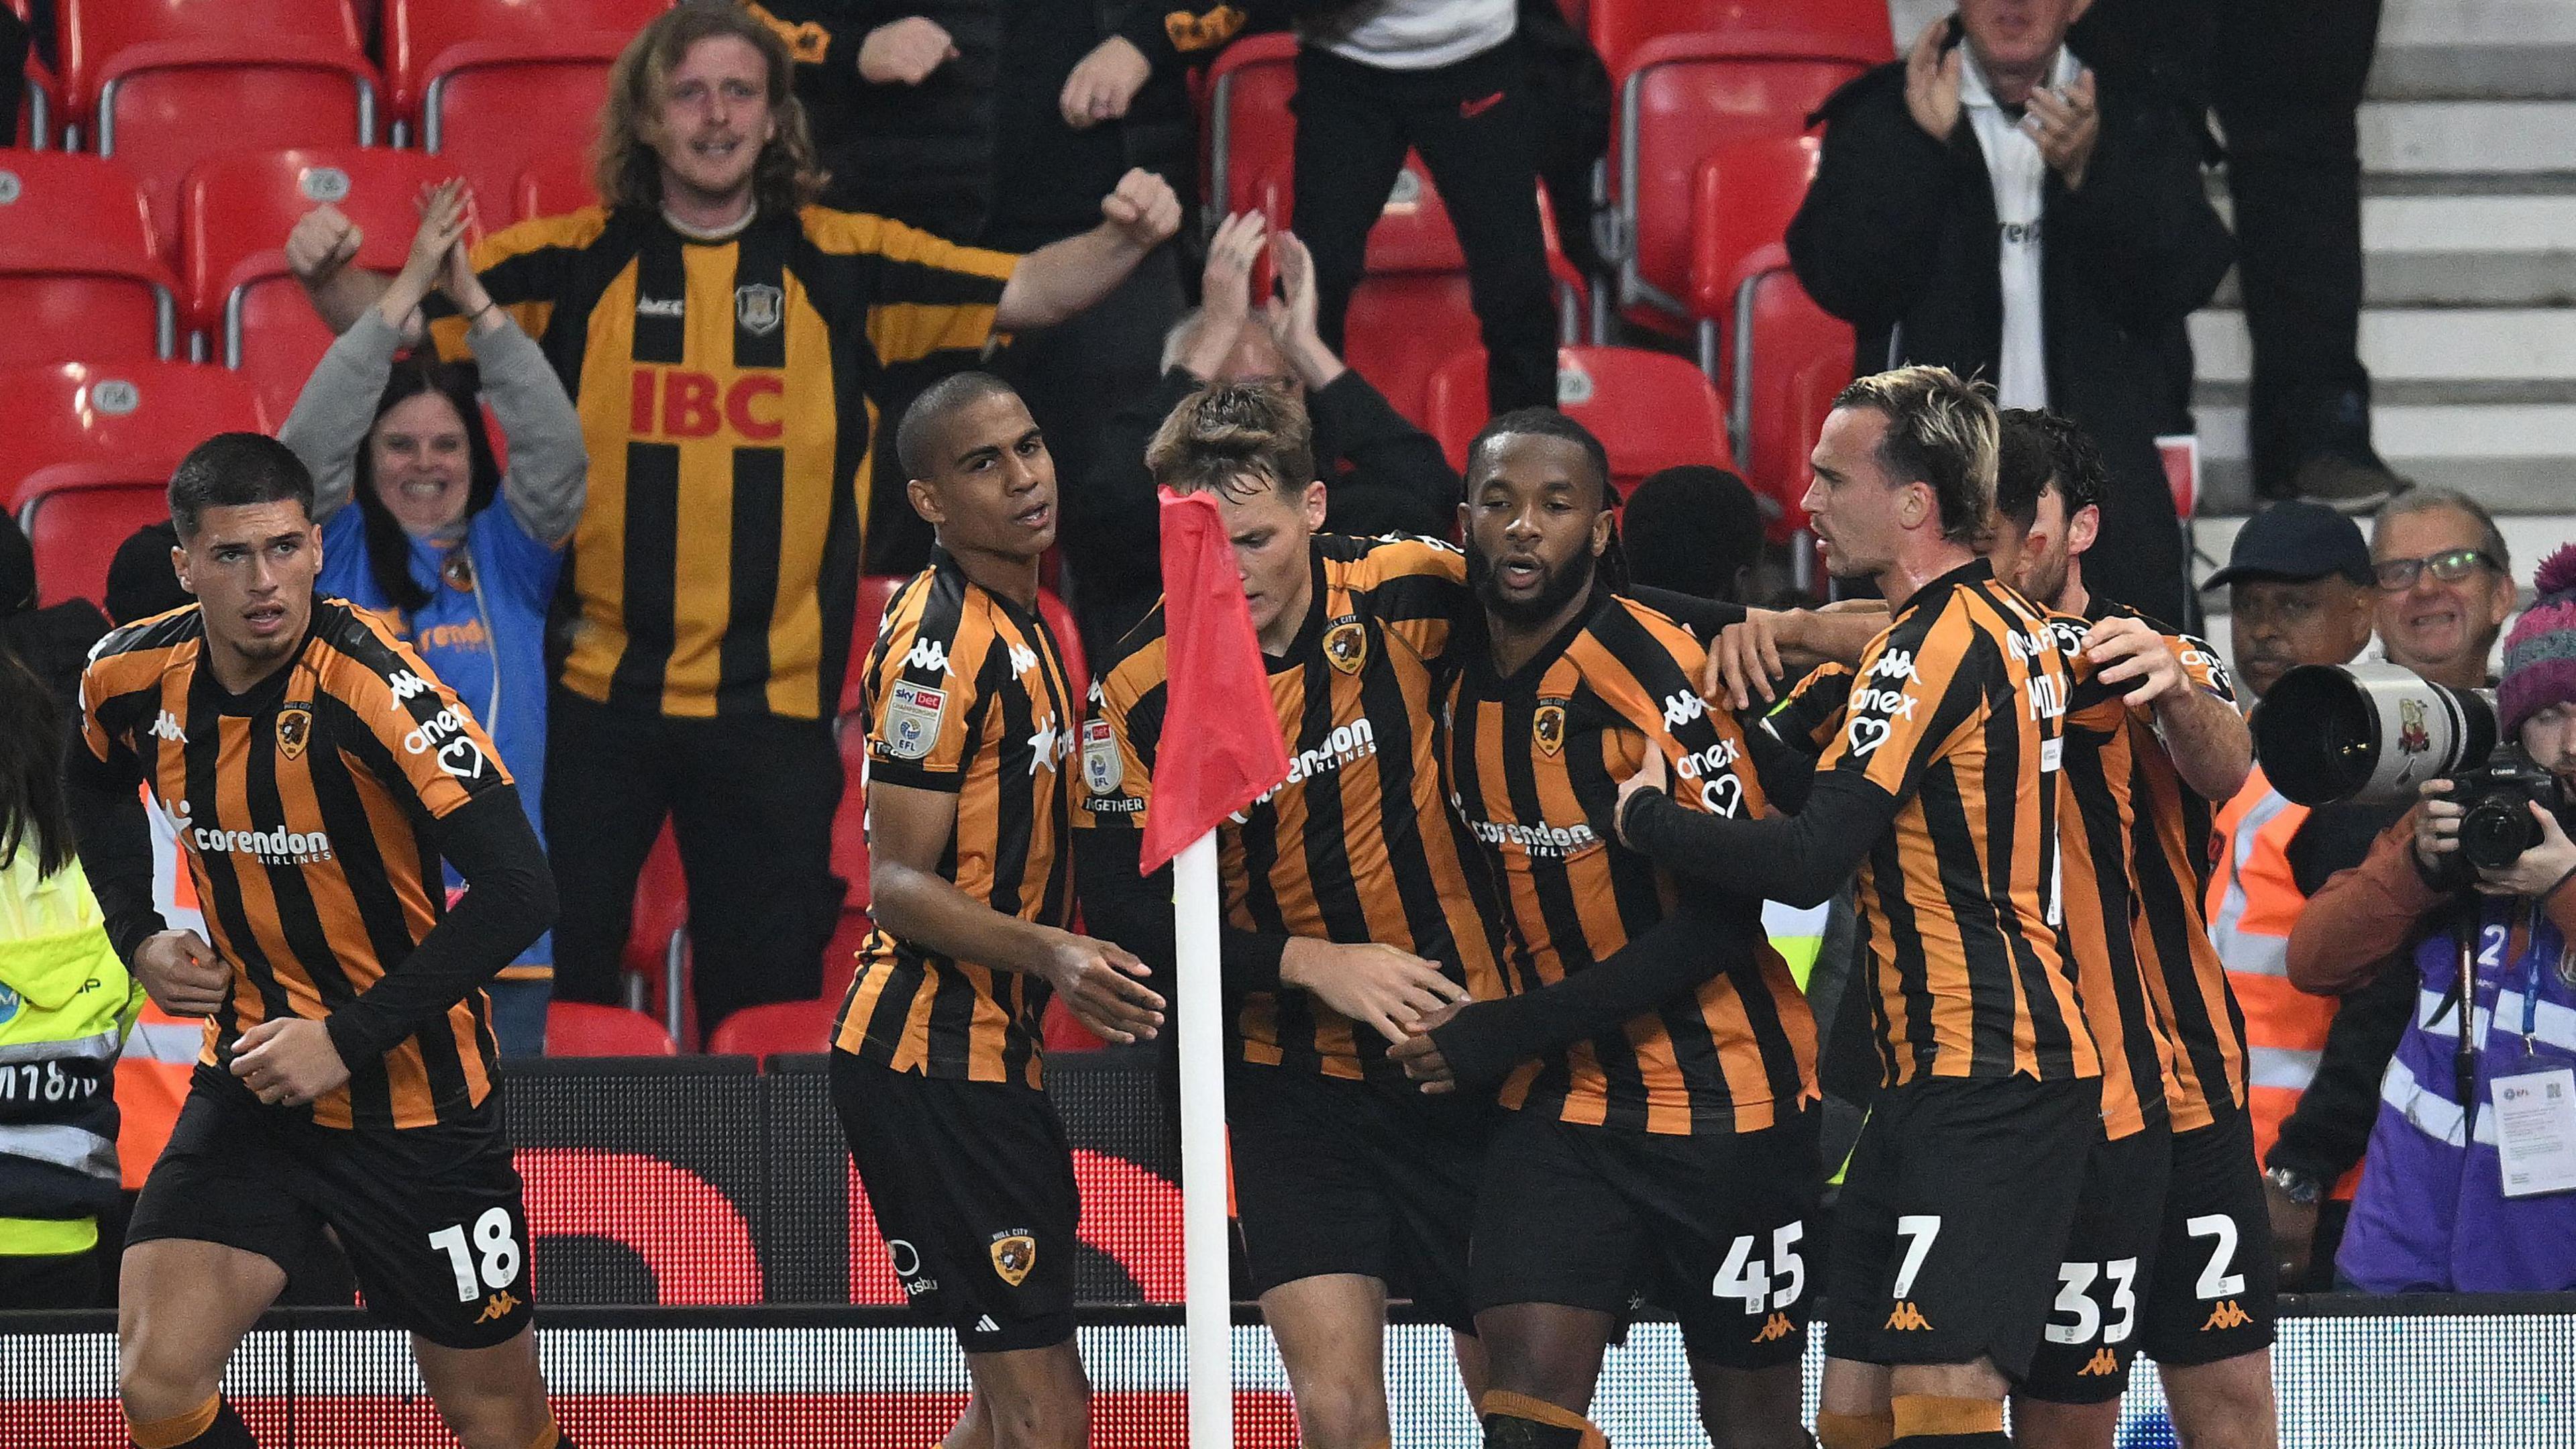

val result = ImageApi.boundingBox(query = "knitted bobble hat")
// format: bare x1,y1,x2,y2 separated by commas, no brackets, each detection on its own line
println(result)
2499,543,2576,739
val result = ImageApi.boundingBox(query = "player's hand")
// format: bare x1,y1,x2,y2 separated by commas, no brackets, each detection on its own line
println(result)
230,1018,352,1108
1060,34,1150,130
858,15,957,85
2265,1178,2318,1287
2475,802,2576,898
285,205,363,286
1902,15,1964,142
2414,780,2462,873
2083,614,2187,707
1280,938,1467,1044
2025,68,2099,191
1389,999,1468,1093
1705,609,1796,710
1099,168,1182,250
1613,741,1671,849
1044,933,1165,1044
133,930,229,1017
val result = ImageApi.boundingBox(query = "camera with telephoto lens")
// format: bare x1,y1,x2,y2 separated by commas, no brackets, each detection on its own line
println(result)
2452,744,2567,871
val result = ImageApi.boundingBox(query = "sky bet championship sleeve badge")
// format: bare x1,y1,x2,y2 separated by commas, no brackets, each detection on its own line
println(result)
1081,719,1124,795
885,679,947,761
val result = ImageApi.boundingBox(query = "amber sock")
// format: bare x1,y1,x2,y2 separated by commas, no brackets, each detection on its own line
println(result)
1888,1392,2008,1448
129,1394,254,1449
1481,1390,1610,1448
1816,1408,1897,1449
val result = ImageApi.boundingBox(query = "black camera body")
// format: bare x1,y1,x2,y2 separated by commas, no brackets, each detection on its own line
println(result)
2453,745,2568,871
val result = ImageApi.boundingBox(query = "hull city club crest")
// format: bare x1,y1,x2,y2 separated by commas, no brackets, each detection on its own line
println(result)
735,282,784,336
1533,700,1567,757
884,679,947,761
989,1232,1036,1287
1323,616,1368,676
276,704,313,761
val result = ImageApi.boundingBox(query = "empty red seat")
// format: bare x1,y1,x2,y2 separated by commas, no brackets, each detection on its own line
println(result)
838,573,914,717
516,154,601,223
1422,345,1733,494
1041,999,1108,1055
1737,295,1853,578
544,1000,679,1057
1199,32,1297,225
382,0,668,124
625,822,692,1048
1603,26,1877,333
60,0,380,252
1589,0,1893,75
0,360,270,511
180,148,480,421
704,998,837,1060
822,906,872,1004
387,0,664,209
18,470,173,608
0,152,180,366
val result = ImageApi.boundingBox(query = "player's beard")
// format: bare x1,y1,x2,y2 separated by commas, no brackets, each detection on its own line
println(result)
1468,535,1597,629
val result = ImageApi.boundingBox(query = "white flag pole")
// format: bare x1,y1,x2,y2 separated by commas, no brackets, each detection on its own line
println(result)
1172,828,1234,1449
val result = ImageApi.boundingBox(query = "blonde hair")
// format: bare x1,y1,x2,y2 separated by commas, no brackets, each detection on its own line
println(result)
593,3,827,215
1835,365,1998,545
1144,383,1317,501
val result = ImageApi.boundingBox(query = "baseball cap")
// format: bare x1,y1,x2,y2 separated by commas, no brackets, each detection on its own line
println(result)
2202,500,2371,590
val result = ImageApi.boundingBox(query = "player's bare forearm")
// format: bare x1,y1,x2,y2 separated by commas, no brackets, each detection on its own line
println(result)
872,858,1077,979
305,266,395,335
2152,684,2251,802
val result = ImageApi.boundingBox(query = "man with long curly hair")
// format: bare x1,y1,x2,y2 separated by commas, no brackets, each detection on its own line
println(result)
291,3,1181,1038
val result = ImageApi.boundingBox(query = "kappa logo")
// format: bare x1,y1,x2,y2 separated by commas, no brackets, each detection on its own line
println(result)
1872,649,1918,682
474,1290,521,1324
386,670,433,703
2079,1347,2122,1376
2200,1299,2251,1332
1009,643,1040,678
904,638,951,676
1884,1301,1932,1331
989,1232,1037,1287
634,296,686,318
1752,1311,1796,1344
150,710,186,743
735,282,784,336
1662,688,1707,731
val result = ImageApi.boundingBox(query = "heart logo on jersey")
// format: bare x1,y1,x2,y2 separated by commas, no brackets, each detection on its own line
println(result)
1845,714,1891,759
1699,771,1743,818
1533,700,1567,757
989,1232,1036,1287
276,705,313,761
1323,616,1367,675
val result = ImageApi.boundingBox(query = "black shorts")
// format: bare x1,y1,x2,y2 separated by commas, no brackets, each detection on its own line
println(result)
1823,1075,2098,1380
832,1050,1079,1353
1228,1061,1486,1333
2141,1105,2279,1365
1471,1104,1823,1367
2022,1118,2174,1403
126,1069,533,1350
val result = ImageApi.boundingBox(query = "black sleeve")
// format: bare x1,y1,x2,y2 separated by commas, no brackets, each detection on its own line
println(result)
2287,800,2408,898
1784,69,1958,328
2267,953,2416,1182
1308,368,1460,532
2046,72,2235,332
1073,826,1288,1005
62,717,164,964
1627,587,1749,641
1618,769,1896,907
322,790,555,1067
1425,891,1764,1091
1743,713,1821,814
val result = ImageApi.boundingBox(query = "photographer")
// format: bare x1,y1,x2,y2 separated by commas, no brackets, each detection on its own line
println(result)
2282,545,2576,1292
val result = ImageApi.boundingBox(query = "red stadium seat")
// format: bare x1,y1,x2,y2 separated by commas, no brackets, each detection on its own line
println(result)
1200,32,1297,225
17,468,172,607
60,0,380,252
1686,135,1817,378
627,822,692,1048
544,1000,678,1057
1042,999,1108,1055
516,154,600,223
830,725,870,907
382,0,667,123
1588,0,1892,75
0,152,180,365
389,0,660,209
1036,587,1087,704
179,148,480,420
0,360,269,511
704,998,837,1060
1421,345,1733,495
1737,297,1853,582
1604,29,1877,333
838,573,912,717
822,906,871,1003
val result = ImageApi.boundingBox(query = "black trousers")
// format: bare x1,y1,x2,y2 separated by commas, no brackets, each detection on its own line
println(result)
545,686,843,1035
1291,37,1558,416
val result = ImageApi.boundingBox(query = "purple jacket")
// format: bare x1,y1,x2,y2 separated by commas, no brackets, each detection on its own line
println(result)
2337,894,2576,1293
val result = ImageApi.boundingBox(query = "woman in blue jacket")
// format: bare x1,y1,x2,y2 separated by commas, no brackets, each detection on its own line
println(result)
281,182,585,1055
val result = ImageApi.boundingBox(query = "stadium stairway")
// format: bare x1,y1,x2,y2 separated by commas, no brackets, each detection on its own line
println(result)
2187,0,2576,645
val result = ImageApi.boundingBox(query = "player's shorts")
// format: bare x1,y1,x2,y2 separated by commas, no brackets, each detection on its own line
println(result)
1823,1074,2099,1381
2141,1104,2278,1365
832,1049,1078,1353
1227,1061,1487,1332
126,1069,533,1350
1471,1103,1823,1367
2022,1117,2175,1403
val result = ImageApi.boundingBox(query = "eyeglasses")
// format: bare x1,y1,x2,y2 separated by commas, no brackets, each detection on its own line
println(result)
2372,548,2497,592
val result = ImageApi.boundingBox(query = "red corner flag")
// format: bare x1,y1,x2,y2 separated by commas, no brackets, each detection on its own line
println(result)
1139,487,1289,874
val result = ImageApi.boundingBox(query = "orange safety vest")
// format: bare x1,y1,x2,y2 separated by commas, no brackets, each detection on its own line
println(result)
114,1006,199,1191
2206,765,2363,1199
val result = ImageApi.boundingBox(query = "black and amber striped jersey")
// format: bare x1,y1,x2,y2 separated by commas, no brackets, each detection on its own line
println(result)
2092,600,2247,1128
835,551,1079,1087
1077,534,1501,1083
1444,590,1817,1136
434,205,1018,721
75,600,515,1129
1814,559,2100,1089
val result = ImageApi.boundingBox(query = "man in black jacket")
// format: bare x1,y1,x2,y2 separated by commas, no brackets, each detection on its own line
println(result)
1061,214,1459,661
1788,1,2232,630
